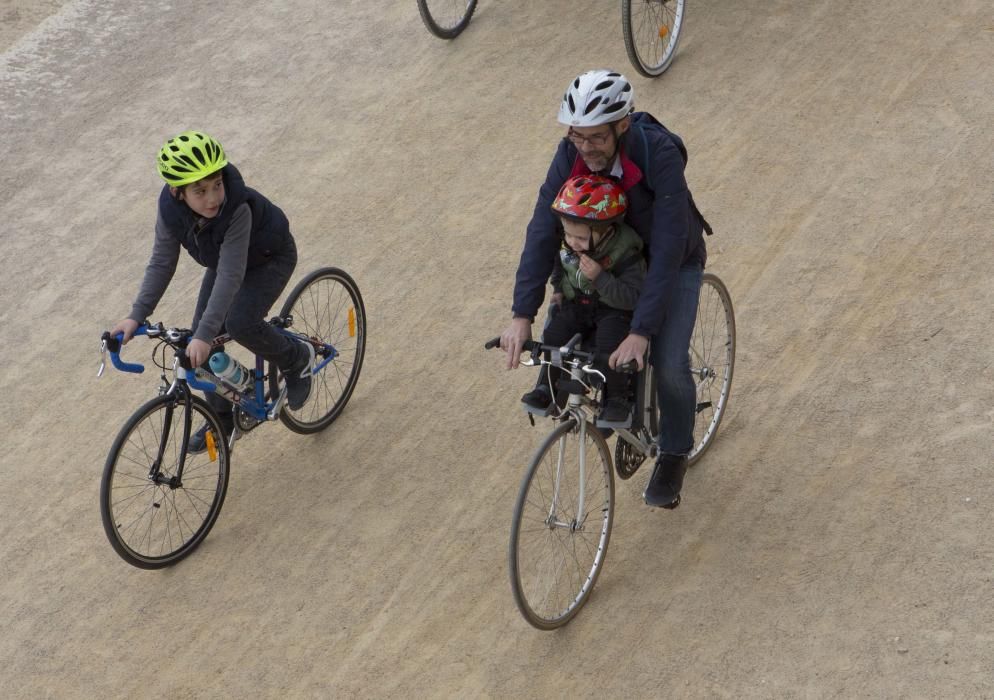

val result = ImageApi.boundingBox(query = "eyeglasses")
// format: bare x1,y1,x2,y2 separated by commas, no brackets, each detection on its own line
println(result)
567,128,613,147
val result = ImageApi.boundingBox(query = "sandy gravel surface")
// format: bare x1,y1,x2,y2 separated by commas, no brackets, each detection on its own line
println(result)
1,0,993,697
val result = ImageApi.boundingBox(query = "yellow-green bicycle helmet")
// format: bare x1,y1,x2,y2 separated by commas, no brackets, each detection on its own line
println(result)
156,131,228,186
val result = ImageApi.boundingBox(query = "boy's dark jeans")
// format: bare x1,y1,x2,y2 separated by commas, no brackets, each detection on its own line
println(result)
192,244,298,417
542,300,632,401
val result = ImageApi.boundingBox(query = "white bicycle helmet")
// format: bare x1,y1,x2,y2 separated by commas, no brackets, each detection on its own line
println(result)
557,70,634,127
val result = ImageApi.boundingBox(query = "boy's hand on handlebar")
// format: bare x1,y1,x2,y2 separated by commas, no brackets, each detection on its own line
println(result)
609,333,649,370
109,318,139,344
499,318,532,370
186,338,211,367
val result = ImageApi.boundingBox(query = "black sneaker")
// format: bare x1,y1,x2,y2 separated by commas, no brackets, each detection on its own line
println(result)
188,413,235,454
598,397,631,423
521,385,554,410
285,340,316,411
643,454,688,509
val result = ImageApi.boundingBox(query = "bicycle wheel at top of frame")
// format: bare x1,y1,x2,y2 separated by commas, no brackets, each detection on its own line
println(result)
688,272,735,466
100,393,230,569
417,0,478,39
279,267,366,434
622,0,686,78
509,418,615,630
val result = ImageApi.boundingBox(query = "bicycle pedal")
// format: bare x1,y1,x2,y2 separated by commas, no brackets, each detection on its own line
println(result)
522,404,553,418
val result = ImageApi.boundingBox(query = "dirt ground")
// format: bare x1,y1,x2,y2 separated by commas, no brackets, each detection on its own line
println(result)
1,0,993,697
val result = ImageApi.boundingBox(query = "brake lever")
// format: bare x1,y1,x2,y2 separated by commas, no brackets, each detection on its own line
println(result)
97,339,107,378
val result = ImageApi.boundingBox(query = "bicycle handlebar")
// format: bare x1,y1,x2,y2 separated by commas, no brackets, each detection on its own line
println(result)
484,335,639,373
100,328,147,374
98,324,218,392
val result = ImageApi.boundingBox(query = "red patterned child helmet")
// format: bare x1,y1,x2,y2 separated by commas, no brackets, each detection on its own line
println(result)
551,175,627,225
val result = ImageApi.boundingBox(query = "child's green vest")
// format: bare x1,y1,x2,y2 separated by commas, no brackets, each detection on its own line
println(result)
560,223,643,301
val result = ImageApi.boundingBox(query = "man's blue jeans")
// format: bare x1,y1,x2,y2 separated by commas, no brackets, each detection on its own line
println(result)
652,263,703,456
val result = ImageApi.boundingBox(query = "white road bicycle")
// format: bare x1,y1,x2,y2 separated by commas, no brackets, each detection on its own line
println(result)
488,271,734,629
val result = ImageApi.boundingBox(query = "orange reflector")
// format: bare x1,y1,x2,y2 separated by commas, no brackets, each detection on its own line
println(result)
659,25,669,39
206,430,218,461
348,308,356,337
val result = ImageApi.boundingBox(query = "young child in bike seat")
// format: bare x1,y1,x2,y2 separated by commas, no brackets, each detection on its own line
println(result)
521,175,646,422
109,131,314,450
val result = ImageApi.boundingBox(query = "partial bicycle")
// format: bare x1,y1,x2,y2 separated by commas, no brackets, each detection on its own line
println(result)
417,0,478,39
623,0,687,77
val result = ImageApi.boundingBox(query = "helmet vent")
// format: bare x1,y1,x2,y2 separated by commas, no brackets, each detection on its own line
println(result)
595,80,614,91
583,96,602,114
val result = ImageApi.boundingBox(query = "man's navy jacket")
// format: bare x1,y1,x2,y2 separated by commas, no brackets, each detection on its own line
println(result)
512,112,708,337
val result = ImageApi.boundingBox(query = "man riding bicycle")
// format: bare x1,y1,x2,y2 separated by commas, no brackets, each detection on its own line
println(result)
499,69,711,509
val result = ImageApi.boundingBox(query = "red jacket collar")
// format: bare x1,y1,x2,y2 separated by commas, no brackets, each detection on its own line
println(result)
569,147,643,191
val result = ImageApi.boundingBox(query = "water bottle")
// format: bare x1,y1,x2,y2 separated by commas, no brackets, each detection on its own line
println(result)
208,352,253,393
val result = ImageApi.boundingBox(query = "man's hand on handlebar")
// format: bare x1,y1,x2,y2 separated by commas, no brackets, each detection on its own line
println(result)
499,317,532,370
609,332,649,371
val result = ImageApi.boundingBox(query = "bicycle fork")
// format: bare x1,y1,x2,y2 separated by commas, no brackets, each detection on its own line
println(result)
548,417,588,533
147,387,195,489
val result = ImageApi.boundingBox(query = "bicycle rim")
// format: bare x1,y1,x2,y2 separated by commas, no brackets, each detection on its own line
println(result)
688,273,736,465
623,0,686,77
417,0,478,39
100,394,230,568
279,267,366,434
509,418,615,629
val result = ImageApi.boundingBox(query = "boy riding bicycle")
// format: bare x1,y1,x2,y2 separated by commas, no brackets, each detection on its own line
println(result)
521,175,646,423
109,130,314,450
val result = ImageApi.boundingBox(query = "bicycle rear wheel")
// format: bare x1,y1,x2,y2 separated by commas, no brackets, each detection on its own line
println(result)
279,267,366,434
100,393,230,569
688,273,735,465
622,0,686,77
417,0,478,39
509,418,615,630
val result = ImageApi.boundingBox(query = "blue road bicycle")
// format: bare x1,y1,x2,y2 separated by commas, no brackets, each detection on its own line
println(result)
97,267,366,569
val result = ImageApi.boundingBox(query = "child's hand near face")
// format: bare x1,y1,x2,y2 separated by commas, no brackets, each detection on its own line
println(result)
578,253,603,281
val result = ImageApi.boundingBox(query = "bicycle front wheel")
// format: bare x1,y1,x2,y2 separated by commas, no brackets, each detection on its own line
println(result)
509,418,615,630
622,0,686,77
279,267,367,434
417,0,478,39
100,393,230,569
688,273,735,465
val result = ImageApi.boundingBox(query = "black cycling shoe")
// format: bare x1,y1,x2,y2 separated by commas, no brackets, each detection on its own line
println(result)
643,454,688,509
188,413,235,454
598,397,631,423
521,385,554,410
285,340,316,411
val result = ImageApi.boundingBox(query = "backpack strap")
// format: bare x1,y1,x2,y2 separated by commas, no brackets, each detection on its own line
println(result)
636,121,713,236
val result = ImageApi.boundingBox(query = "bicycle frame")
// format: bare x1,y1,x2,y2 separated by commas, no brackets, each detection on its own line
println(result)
99,320,341,456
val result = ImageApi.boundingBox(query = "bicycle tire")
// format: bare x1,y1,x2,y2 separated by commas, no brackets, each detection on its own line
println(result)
509,418,615,630
279,267,366,434
622,0,686,78
688,273,735,465
643,273,735,465
100,393,230,569
417,0,478,39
